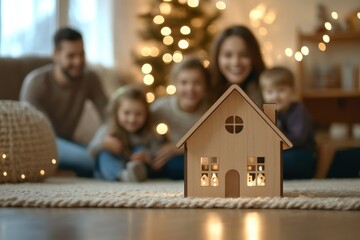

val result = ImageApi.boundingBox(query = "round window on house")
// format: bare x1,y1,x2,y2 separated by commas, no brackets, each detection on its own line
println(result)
225,116,244,134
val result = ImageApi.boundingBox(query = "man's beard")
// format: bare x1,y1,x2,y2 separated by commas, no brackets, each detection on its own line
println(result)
61,67,83,82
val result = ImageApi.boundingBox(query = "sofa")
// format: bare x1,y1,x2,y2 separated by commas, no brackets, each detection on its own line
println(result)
0,56,109,144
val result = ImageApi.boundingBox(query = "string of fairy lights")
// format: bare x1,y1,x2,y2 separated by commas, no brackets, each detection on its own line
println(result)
249,4,360,64
1,153,57,180
138,0,226,105
141,1,349,106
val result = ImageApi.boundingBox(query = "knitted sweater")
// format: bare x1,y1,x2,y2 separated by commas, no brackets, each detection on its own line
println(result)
150,96,209,144
20,64,108,140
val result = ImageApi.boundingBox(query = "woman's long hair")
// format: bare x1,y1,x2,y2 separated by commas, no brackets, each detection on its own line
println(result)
210,25,266,98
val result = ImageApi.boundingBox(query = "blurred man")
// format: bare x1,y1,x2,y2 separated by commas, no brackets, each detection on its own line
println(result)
20,27,108,177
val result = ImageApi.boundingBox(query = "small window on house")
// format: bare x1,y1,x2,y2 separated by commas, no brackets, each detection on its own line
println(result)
200,157,219,187
247,156,266,187
225,116,244,134
201,173,209,186
211,157,219,171
201,157,209,171
210,173,219,186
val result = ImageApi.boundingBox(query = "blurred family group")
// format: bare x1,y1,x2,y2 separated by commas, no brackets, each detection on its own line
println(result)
20,26,359,182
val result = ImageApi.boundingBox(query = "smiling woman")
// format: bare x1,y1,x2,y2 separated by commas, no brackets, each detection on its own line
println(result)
210,25,265,107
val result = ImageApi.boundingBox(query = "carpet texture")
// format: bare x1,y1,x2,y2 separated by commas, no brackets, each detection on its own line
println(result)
1,178,359,210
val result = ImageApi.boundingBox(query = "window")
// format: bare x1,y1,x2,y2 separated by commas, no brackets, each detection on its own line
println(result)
225,116,244,134
0,0,57,56
200,157,219,187
247,156,266,187
0,0,114,66
69,0,114,67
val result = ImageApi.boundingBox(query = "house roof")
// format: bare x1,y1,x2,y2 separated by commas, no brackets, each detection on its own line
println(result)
176,84,293,149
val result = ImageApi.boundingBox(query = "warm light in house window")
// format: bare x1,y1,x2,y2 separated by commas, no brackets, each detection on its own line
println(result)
156,123,168,135
203,60,210,68
178,39,189,49
259,27,267,36
159,3,171,15
161,26,171,36
143,74,155,85
153,15,165,24
21,174,25,179
141,63,152,74
141,47,151,56
211,173,219,186
191,18,203,27
166,85,176,95
285,48,293,57
162,53,172,63
318,42,326,51
187,0,199,8
3,171,7,177
146,92,155,103
324,22,332,31
264,10,276,24
294,51,303,61
40,170,45,176
178,0,187,4
163,36,174,45
358,12,360,19
51,159,57,164
331,11,338,20
322,34,330,43
201,174,209,186
180,26,191,35
150,47,159,57
301,46,309,56
215,1,226,10
173,51,183,63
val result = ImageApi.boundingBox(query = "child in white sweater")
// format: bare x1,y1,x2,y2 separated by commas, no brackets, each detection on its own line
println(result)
149,56,211,179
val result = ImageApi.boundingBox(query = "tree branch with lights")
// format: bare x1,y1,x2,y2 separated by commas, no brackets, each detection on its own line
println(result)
133,0,226,103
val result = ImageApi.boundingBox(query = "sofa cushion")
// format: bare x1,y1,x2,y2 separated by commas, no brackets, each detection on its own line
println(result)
0,57,52,100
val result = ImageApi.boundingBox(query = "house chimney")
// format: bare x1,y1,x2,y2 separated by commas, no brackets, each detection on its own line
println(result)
263,103,277,124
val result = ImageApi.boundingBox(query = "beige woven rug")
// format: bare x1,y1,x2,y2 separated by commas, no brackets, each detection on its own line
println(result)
1,177,359,210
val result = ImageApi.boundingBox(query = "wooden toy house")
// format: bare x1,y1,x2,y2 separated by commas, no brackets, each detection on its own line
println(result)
176,85,293,198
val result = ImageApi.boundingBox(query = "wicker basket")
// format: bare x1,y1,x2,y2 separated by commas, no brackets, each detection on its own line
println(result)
0,101,58,183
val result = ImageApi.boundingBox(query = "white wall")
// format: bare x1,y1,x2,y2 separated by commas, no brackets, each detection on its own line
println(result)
112,0,360,77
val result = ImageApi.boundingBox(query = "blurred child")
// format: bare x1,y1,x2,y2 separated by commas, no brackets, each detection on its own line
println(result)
150,56,211,179
88,85,161,182
260,66,316,179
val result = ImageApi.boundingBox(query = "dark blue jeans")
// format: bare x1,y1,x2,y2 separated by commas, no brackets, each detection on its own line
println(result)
327,148,360,178
283,148,316,179
94,146,147,181
94,151,126,181
148,154,184,180
56,137,94,178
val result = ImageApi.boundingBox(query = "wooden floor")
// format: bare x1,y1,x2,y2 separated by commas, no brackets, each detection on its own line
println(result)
1,208,359,240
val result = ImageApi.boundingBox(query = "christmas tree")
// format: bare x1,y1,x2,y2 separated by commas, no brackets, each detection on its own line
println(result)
133,0,226,102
